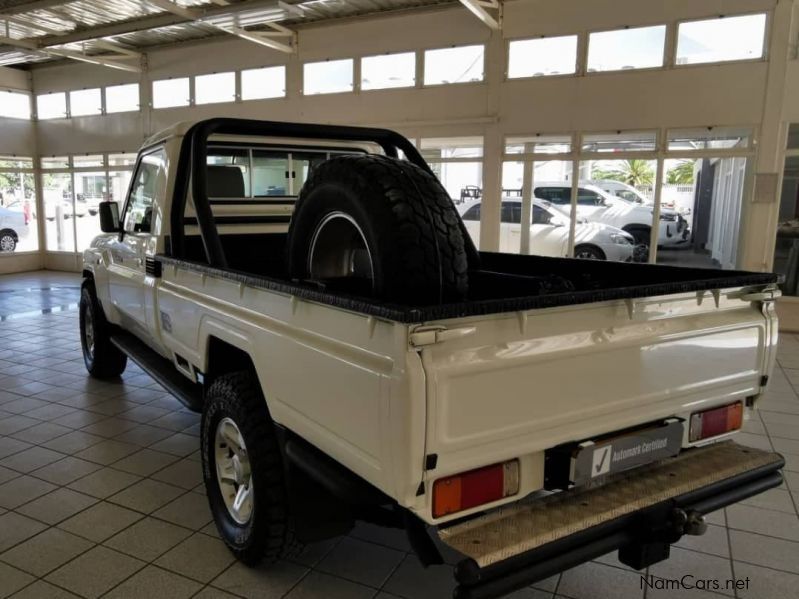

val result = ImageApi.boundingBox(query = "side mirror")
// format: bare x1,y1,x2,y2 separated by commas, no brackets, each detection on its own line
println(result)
99,201,120,233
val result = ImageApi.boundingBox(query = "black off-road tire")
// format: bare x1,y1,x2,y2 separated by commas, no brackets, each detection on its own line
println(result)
79,284,127,378
287,154,469,304
202,371,298,565
0,229,17,253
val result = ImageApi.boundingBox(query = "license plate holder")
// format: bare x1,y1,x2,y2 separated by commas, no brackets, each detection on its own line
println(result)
570,419,684,486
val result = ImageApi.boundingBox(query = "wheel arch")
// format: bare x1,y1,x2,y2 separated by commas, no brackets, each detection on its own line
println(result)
204,334,259,390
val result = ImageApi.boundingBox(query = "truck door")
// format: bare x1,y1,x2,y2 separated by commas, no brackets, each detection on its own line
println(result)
107,147,166,335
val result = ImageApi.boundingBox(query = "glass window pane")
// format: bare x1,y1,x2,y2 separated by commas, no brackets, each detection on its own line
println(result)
508,36,578,78
0,156,33,169
44,172,74,252
75,171,107,251
207,148,251,197
73,154,105,168
420,136,484,160
109,170,133,206
124,149,166,233
153,78,190,108
424,45,484,85
195,71,236,105
428,160,482,204
303,59,353,95
667,127,752,151
775,156,799,294
582,131,657,153
291,152,330,194
42,156,69,169
788,124,799,150
658,157,746,269
108,153,136,167
587,26,666,72
0,170,37,252
37,92,67,120
69,88,101,116
241,66,285,100
505,134,571,154
252,151,289,197
677,14,767,65
105,83,139,113
0,91,31,119
361,52,416,90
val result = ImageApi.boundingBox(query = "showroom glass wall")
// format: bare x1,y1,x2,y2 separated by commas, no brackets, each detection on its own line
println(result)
0,156,38,253
774,124,799,296
42,153,136,253
491,128,754,266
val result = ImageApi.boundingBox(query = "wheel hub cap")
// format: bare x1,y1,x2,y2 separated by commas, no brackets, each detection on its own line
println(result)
214,417,254,525
0,236,13,251
83,304,95,358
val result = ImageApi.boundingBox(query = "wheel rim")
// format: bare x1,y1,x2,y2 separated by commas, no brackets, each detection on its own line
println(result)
575,248,598,260
308,212,374,289
633,244,649,262
0,235,14,252
214,417,254,525
83,303,95,359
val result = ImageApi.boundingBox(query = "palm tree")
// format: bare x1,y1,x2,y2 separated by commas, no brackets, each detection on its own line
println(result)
666,159,695,184
592,160,655,186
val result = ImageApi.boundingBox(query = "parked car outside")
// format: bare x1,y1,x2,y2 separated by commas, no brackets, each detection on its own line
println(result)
459,197,636,261
589,179,678,210
0,204,28,252
533,181,690,251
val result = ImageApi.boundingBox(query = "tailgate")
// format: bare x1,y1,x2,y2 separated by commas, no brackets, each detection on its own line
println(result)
418,289,777,497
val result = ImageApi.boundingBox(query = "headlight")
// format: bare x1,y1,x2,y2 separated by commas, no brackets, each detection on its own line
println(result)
610,233,633,245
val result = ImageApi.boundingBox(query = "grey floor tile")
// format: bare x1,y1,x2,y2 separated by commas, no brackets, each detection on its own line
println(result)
149,433,198,457
726,503,799,541
0,562,35,598
316,537,404,588
286,571,374,599
0,416,39,437
151,491,212,530
74,439,139,465
103,516,193,561
382,555,455,599
30,456,103,486
290,538,341,568
739,487,798,514
114,423,175,447
729,529,799,573
193,587,241,599
15,487,97,525
155,533,235,583
8,580,81,598
349,521,411,552
112,448,179,477
45,546,145,598
103,565,202,599
673,523,731,558
67,467,141,499
8,422,72,444
0,528,93,577
0,465,19,485
212,560,308,599
0,437,30,460
734,560,799,599
0,446,65,473
41,430,105,455
557,561,643,599
108,478,185,514
0,512,48,553
149,458,202,490
649,547,734,595
0,475,57,509
58,501,143,543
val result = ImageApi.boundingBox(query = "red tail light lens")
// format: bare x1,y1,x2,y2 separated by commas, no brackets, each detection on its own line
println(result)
689,401,743,442
433,460,519,518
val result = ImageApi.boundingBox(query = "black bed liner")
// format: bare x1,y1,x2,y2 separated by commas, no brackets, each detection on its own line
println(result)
156,251,779,325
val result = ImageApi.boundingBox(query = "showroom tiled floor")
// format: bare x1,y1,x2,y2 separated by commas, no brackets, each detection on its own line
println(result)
0,271,798,599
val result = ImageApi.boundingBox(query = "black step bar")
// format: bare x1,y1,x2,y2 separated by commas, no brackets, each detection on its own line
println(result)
452,458,784,599
110,332,203,412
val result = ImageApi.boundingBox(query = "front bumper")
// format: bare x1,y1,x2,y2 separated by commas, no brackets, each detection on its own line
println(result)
436,442,783,599
598,242,634,262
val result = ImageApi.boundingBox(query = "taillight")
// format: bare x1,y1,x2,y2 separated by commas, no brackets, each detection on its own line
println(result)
433,460,520,518
689,401,743,442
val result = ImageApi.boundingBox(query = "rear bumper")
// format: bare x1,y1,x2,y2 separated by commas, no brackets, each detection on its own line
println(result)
437,442,783,599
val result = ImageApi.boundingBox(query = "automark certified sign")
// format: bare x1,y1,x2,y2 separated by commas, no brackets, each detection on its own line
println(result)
572,420,684,485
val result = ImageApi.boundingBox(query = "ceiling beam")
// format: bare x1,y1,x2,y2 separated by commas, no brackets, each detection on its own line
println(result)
459,0,501,30
2,0,73,15
145,0,295,53
0,33,141,71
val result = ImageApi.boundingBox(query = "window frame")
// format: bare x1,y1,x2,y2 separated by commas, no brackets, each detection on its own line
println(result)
506,34,579,80
105,83,140,114
302,58,355,96
674,12,770,67
152,77,191,109
585,24,667,74
120,145,166,236
360,51,417,90
241,65,286,101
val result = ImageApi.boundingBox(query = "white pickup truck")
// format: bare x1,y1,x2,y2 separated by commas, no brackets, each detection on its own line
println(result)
80,118,785,599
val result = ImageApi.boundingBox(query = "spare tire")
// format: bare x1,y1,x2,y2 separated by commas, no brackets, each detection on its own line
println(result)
286,154,469,304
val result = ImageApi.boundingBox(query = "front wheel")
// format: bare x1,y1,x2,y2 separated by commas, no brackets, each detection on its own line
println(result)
79,285,127,378
574,244,606,260
202,372,297,565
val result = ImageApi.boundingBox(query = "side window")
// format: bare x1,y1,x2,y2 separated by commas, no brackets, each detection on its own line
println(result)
534,186,570,204
533,205,552,224
252,150,290,197
207,147,251,198
292,152,332,194
123,148,166,234
577,188,603,206
501,202,521,224
462,204,481,221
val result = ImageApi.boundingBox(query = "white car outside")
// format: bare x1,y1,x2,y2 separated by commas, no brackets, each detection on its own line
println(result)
459,197,635,262
533,181,690,249
0,205,28,252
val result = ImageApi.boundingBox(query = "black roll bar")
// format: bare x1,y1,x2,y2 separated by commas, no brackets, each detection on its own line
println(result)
170,118,435,268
